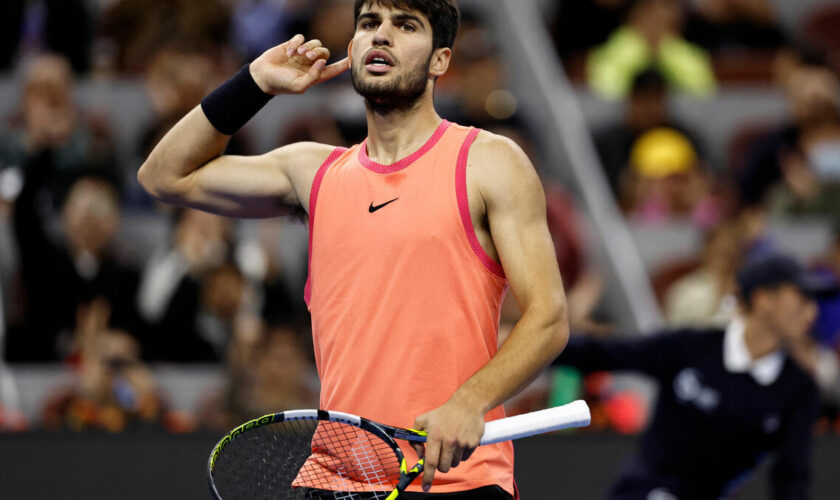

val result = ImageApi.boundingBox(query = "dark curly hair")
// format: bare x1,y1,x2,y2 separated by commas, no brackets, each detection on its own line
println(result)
353,0,461,50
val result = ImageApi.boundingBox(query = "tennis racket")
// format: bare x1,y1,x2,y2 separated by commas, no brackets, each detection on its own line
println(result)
207,400,590,499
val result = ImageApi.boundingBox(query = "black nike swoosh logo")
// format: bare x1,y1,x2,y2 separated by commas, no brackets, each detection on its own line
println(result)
369,198,399,213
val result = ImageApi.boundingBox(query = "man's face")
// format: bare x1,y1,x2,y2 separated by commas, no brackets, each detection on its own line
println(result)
785,65,840,125
62,178,120,256
350,3,438,112
757,284,818,346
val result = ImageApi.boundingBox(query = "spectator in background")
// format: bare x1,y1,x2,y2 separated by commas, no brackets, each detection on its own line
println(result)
0,54,115,206
813,228,840,354
131,47,254,207
737,50,840,209
0,0,92,73
594,68,703,196
135,208,230,362
765,90,840,222
663,218,744,327
246,219,309,330
99,0,231,74
231,0,300,63
5,149,140,362
275,0,365,147
306,0,356,61
199,322,318,431
805,230,840,422
555,253,833,499
550,0,631,61
587,0,716,98
684,0,786,53
140,47,253,159
136,208,265,362
620,127,722,227
441,10,521,129
42,299,166,432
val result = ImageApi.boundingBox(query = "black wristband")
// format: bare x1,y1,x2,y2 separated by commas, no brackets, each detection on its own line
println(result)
200,64,274,135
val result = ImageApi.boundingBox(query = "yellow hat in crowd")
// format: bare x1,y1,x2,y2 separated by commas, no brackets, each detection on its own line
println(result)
630,127,697,179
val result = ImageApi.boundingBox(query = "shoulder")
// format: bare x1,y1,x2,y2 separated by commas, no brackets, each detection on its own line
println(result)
467,130,541,202
266,142,348,213
782,357,820,397
266,141,346,171
468,130,532,172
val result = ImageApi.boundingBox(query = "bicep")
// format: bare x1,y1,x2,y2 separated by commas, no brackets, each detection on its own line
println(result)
163,142,332,219
476,139,565,316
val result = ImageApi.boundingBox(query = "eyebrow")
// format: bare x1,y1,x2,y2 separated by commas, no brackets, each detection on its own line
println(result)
393,13,424,26
357,11,426,29
357,12,381,24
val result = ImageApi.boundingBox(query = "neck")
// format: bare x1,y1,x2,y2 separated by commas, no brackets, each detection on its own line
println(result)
364,93,442,165
742,315,781,360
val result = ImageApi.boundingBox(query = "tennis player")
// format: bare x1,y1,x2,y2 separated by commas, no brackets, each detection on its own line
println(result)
555,253,833,499
138,1,568,498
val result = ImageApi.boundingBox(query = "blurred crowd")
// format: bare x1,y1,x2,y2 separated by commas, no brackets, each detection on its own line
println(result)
0,0,837,438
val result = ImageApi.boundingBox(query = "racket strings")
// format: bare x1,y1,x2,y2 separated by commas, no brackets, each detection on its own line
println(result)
211,419,402,499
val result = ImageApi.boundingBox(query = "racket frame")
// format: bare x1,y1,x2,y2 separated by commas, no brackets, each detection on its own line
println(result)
207,409,426,500
207,400,591,499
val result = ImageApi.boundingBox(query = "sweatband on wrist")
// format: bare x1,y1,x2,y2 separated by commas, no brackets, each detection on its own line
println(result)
200,64,273,135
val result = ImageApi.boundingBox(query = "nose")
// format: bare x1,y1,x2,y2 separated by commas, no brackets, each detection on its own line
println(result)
372,23,392,47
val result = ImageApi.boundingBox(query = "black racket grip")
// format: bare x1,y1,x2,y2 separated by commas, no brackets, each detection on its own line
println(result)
389,458,425,499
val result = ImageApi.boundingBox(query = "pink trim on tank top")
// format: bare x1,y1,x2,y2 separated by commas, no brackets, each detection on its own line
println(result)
455,128,505,279
305,147,348,306
358,120,452,173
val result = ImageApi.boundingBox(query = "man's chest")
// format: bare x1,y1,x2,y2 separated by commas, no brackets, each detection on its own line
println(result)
666,365,790,437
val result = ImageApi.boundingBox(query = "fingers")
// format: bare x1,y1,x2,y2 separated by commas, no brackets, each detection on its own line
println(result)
296,39,326,57
449,445,466,469
301,47,330,61
421,438,440,492
419,437,469,492
284,34,306,57
298,58,327,88
439,444,460,471
315,57,351,83
285,36,325,59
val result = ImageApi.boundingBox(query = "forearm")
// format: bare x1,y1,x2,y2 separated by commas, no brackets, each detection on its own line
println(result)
452,303,569,415
137,107,229,201
137,36,348,208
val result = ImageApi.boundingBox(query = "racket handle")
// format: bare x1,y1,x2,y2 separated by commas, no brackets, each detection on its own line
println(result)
479,400,591,445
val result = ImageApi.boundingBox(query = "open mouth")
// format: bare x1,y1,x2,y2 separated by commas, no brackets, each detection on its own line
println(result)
364,50,394,73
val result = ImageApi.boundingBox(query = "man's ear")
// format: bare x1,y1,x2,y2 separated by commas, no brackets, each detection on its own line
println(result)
429,47,451,78
347,39,354,65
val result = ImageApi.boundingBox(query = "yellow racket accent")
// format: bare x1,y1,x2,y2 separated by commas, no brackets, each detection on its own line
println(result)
387,458,425,500
407,458,424,475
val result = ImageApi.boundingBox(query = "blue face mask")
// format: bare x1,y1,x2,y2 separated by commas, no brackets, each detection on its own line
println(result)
807,140,840,180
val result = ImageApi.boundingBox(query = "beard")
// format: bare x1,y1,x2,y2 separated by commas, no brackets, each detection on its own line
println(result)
351,52,432,114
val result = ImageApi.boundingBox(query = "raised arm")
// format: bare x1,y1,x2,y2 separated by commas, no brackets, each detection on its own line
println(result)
413,132,569,490
137,35,350,218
